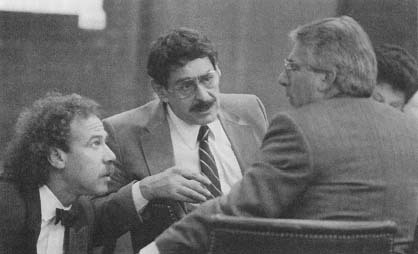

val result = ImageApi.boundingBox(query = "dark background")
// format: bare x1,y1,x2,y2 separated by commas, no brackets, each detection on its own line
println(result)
1,0,417,159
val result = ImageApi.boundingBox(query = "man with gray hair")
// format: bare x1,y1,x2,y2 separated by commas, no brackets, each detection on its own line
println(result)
141,16,418,254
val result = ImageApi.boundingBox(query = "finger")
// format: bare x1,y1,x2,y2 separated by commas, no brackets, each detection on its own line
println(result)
180,170,211,186
176,186,208,203
183,179,212,198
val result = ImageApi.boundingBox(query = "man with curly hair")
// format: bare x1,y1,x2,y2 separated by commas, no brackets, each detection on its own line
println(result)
372,43,418,111
0,93,143,254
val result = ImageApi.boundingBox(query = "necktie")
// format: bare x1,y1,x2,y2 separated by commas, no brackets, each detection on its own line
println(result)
55,208,77,254
198,125,222,198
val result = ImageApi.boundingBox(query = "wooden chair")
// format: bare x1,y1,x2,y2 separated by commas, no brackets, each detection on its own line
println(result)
207,215,397,254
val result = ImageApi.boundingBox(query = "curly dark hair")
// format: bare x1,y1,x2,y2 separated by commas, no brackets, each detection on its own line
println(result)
2,92,100,189
375,44,418,103
146,27,218,87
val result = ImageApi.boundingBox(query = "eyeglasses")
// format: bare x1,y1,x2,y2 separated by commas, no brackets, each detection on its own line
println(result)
168,70,218,99
284,58,316,73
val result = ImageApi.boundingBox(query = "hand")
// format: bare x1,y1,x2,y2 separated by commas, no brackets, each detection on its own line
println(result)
138,167,213,203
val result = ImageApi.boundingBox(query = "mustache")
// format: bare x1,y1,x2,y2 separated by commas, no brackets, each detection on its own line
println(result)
104,163,115,176
190,99,216,112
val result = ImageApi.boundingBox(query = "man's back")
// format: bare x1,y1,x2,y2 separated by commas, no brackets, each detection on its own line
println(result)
152,98,418,253
280,98,418,241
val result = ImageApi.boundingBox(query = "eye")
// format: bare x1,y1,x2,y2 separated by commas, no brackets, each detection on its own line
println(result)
200,73,214,83
289,62,300,71
372,92,384,103
90,139,102,148
176,80,195,92
390,101,403,109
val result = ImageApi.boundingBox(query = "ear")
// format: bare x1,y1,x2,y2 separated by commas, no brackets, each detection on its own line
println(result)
48,147,67,169
317,68,336,93
324,67,336,86
151,79,169,102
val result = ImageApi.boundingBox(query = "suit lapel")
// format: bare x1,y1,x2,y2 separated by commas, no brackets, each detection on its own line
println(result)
219,110,258,174
25,188,42,254
68,226,89,254
139,101,258,176
68,198,92,254
141,102,175,176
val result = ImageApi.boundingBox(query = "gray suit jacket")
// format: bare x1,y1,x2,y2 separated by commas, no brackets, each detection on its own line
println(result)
103,93,268,250
155,97,418,254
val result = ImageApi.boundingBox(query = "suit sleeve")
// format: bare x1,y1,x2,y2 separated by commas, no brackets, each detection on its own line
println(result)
91,182,142,245
154,113,314,253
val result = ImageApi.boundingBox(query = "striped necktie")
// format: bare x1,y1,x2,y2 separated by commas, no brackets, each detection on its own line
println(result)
198,125,222,198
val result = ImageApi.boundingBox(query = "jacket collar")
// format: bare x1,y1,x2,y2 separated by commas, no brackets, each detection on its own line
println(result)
140,99,257,175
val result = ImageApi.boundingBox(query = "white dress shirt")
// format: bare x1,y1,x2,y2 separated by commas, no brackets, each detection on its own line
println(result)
167,105,242,194
37,184,143,254
37,185,71,254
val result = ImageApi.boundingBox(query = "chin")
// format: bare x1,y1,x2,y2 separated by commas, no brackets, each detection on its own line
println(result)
94,187,109,196
90,182,109,196
195,113,218,125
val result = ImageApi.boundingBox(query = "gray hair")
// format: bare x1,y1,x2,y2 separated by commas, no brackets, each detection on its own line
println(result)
289,16,376,97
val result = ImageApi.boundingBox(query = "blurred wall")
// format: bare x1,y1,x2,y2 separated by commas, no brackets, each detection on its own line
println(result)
0,0,338,159
338,0,417,59
0,0,143,159
1,0,416,159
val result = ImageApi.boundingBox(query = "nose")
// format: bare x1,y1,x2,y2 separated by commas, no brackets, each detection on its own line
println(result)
278,71,289,87
194,83,213,100
103,144,116,163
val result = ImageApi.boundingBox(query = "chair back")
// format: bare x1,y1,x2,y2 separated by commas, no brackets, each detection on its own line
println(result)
207,215,397,254
408,219,418,254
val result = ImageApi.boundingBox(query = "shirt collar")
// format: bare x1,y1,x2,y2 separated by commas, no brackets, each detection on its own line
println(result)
39,185,71,222
166,104,220,149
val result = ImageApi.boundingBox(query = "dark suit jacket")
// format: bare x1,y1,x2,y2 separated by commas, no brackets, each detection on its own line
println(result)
103,93,268,250
0,180,141,254
155,98,418,254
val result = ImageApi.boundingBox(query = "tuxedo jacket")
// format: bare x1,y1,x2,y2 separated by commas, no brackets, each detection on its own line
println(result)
155,98,418,254
103,93,268,250
0,180,140,254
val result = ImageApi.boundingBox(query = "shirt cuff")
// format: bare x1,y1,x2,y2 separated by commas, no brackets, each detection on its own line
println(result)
139,241,160,254
132,181,149,214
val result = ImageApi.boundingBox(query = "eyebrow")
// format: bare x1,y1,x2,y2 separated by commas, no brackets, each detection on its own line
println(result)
85,133,108,144
174,69,215,84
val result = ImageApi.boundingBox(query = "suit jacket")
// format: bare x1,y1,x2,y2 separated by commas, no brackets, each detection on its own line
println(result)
0,180,141,254
155,97,418,254
103,93,268,250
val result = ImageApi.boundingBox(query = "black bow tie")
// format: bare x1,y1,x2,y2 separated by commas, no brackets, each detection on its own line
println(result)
55,208,77,227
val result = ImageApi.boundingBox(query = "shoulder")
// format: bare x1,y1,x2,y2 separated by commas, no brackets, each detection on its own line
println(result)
220,93,262,108
0,180,27,237
0,180,26,216
103,98,162,128
220,93,267,119
278,97,365,125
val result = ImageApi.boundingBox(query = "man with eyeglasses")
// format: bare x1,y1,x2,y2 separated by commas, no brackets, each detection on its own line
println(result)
140,16,418,254
101,27,268,252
